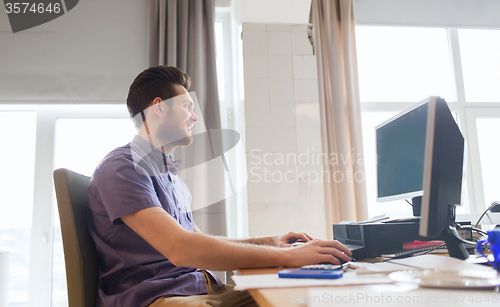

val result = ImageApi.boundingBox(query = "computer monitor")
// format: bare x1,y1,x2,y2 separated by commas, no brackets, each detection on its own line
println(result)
419,97,468,259
376,96,469,259
375,99,429,216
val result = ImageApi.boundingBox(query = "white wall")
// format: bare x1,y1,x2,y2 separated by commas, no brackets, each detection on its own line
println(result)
233,0,312,24
0,0,148,103
242,23,327,239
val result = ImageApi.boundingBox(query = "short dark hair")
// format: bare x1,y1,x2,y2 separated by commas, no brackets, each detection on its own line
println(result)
126,65,191,119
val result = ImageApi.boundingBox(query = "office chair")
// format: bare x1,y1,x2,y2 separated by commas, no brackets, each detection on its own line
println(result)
53,168,101,307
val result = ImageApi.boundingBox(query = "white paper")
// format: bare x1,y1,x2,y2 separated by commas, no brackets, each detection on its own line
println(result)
232,272,393,290
344,255,495,275
387,254,494,272
353,262,412,274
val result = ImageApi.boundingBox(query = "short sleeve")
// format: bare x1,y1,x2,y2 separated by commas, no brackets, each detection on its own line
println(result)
93,153,162,224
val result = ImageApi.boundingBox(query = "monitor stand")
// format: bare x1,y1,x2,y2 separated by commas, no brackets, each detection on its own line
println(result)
442,226,469,260
411,196,422,217
441,206,469,260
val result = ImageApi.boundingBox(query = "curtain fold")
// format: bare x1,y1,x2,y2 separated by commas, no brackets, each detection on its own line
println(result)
147,0,226,236
310,0,368,238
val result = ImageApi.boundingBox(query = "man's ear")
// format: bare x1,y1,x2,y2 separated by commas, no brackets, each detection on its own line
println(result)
151,97,164,116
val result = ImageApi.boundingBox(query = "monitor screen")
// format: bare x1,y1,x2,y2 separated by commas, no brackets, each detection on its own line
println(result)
376,100,429,201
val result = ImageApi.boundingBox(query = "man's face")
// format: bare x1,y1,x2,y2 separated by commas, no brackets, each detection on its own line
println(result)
157,84,199,148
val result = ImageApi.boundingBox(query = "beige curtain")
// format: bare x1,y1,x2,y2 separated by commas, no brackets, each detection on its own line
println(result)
147,0,226,236
310,0,368,238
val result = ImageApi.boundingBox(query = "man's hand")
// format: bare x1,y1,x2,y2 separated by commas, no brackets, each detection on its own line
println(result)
283,239,353,266
271,231,313,247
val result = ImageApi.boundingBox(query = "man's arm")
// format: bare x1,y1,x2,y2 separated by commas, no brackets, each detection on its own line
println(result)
194,225,312,247
122,207,351,271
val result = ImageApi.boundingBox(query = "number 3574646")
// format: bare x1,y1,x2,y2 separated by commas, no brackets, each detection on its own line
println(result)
5,2,61,14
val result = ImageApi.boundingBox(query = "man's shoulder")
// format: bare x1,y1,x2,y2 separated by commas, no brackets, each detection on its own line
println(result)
91,142,163,184
98,143,133,168
90,143,134,181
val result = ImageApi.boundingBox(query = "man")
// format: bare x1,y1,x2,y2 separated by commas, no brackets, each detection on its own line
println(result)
88,65,352,307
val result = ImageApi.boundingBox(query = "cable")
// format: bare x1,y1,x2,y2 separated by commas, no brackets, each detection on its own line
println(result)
448,225,477,246
471,226,488,236
474,200,500,228
455,224,488,236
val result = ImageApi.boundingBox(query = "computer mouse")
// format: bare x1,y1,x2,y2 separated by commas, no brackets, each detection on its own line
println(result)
317,255,355,266
339,256,356,264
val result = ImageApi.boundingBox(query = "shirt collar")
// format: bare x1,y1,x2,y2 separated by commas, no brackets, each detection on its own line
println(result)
130,135,167,172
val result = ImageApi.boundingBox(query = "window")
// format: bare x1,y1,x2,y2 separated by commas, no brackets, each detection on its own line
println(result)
0,112,36,307
216,8,249,239
356,26,455,103
476,118,500,206
0,104,133,307
465,108,500,215
459,29,500,102
356,26,500,219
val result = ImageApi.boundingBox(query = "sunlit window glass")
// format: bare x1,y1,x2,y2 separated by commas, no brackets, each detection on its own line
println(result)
0,112,36,307
356,26,455,103
476,118,500,207
459,29,500,102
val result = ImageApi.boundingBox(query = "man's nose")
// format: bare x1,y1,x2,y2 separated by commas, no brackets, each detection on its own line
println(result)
191,111,199,123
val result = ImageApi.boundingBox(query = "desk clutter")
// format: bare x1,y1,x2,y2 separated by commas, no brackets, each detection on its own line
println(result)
232,255,500,290
332,221,476,260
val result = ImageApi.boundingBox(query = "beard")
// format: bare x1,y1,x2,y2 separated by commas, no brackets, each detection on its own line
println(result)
166,135,193,148
157,120,194,149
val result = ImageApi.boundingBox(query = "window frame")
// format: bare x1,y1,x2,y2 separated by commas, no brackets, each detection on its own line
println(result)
358,26,500,217
465,108,500,213
0,103,130,307
215,8,250,239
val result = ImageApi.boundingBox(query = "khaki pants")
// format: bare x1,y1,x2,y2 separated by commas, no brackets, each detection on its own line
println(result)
148,271,258,307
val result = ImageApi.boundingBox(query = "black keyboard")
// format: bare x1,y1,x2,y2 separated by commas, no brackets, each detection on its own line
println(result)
383,242,478,259
381,244,444,259
380,243,476,259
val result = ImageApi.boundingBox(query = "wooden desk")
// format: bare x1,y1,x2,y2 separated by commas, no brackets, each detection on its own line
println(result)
235,268,306,307
235,267,409,306
234,259,385,306
235,263,499,307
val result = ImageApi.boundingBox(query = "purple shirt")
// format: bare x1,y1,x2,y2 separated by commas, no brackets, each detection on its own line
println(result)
88,135,222,307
